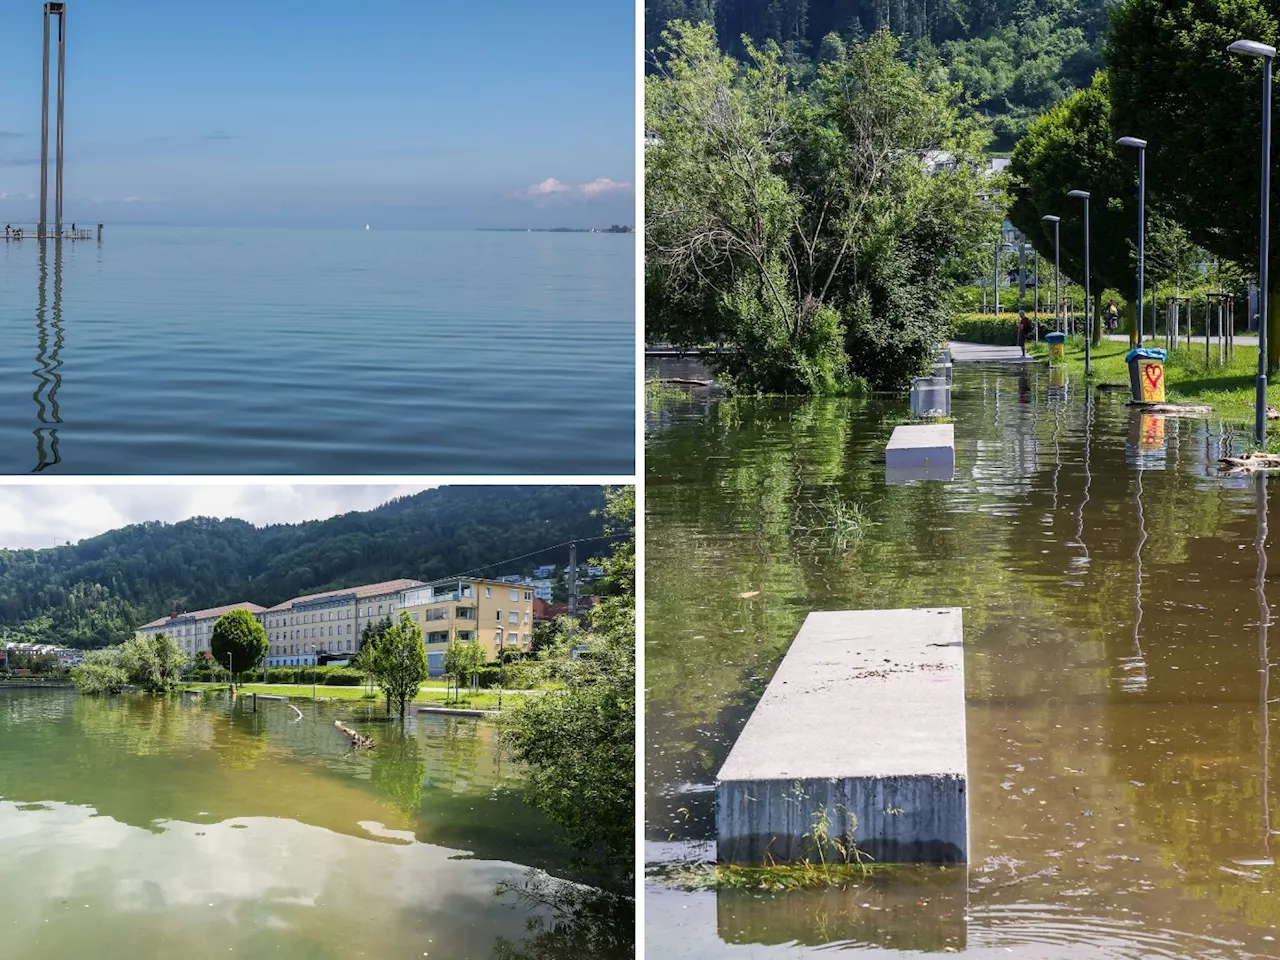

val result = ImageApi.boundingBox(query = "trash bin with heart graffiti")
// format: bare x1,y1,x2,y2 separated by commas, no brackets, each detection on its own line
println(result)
1125,346,1167,403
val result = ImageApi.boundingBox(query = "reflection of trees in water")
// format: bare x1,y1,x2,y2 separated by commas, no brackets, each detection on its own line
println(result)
32,239,64,472
210,707,269,771
73,694,211,757
490,872,632,960
370,723,427,814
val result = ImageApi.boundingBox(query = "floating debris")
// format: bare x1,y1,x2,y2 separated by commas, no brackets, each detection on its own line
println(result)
1220,452,1280,473
335,719,376,749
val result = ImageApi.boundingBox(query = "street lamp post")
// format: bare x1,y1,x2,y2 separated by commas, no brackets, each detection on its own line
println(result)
1116,137,1148,343
1069,190,1092,376
1041,215,1061,333
1229,38,1276,447
311,644,318,703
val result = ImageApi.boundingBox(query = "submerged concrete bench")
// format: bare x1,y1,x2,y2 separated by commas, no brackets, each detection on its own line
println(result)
716,607,968,865
885,422,957,478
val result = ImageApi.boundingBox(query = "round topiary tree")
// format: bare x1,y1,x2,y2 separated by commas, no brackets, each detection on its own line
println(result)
209,609,268,683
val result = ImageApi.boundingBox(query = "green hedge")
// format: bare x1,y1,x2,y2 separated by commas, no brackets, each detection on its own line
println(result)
259,666,364,686
951,313,1044,345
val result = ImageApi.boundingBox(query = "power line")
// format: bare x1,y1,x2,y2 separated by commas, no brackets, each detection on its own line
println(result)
435,533,628,583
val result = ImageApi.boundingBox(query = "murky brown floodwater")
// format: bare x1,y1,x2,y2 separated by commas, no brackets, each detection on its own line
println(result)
645,360,1280,958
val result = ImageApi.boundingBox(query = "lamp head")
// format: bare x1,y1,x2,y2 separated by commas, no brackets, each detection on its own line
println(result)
1041,215,1060,223
1228,39,1277,59
1116,136,1148,150
1068,190,1090,199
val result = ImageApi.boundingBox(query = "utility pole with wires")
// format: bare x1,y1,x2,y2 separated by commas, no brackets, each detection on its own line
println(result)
568,541,578,618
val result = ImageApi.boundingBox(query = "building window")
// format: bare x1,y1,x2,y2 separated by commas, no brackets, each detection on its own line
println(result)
524,591,532,601
496,610,502,622
509,612,518,624
485,587,492,598
495,628,504,645
411,612,419,622
509,589,519,602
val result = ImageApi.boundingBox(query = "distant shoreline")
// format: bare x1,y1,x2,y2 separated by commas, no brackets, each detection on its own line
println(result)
477,226,634,234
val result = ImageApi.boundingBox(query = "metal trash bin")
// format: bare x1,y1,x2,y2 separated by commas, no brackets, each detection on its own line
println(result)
1045,331,1066,363
1125,347,1167,403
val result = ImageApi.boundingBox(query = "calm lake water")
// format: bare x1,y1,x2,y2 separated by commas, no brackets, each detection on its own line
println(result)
0,228,634,474
0,689,623,960
646,361,1280,958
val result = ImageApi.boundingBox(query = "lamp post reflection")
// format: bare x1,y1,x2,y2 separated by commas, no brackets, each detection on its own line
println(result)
32,237,64,472
1235,472,1276,866
1121,466,1149,692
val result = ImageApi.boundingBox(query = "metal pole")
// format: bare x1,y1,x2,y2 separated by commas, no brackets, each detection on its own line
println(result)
568,541,578,618
1054,220,1061,334
54,5,65,237
1138,147,1146,343
1034,252,1040,341
39,6,50,236
993,242,1000,316
1259,54,1273,447
1083,197,1091,375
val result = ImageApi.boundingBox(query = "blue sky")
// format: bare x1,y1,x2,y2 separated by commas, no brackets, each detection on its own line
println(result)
0,0,635,228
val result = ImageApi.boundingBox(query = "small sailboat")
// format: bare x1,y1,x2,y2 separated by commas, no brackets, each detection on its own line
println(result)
365,224,370,231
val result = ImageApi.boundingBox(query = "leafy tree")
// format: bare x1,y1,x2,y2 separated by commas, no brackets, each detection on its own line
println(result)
353,615,393,701
7,650,61,675
373,612,429,719
1107,0,1280,368
1007,71,1138,344
209,609,268,683
69,648,128,695
500,486,635,893
646,23,995,393
118,632,189,694
443,638,486,701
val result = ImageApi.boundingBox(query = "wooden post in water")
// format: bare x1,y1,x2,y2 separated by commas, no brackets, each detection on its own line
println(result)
96,223,102,242
252,692,257,712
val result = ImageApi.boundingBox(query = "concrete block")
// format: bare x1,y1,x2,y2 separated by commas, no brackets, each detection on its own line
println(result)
716,608,968,865
885,424,954,482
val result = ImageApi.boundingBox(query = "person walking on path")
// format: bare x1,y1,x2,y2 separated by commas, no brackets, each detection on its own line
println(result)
1016,310,1031,358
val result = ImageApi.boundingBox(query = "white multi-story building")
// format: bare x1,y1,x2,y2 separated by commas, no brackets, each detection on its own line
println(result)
531,578,554,601
260,578,424,667
136,602,267,659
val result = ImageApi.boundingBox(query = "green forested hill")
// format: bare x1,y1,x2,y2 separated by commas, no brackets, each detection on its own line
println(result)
647,0,1116,147
0,486,608,648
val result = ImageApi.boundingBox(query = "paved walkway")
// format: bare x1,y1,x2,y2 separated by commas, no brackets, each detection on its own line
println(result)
948,341,1036,363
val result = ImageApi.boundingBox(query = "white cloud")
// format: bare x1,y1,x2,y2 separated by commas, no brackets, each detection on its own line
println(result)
517,177,633,202
0,485,435,550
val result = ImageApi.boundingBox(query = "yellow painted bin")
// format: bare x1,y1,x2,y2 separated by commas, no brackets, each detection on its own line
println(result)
1125,347,1167,403
1045,331,1066,363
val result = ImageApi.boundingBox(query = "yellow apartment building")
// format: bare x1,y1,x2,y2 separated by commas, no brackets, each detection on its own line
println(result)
399,577,534,675
136,602,267,659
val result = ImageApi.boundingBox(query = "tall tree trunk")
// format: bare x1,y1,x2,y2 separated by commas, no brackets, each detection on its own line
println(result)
1092,292,1104,348
1127,302,1139,347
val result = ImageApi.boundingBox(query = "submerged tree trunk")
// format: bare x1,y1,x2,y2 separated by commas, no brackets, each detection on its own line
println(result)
1092,292,1104,348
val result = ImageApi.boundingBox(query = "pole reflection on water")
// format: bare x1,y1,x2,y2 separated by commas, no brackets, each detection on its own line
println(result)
1234,471,1276,867
31,237,63,472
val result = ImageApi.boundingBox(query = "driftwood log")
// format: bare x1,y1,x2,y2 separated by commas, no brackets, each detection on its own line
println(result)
1219,452,1280,473
335,719,376,749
